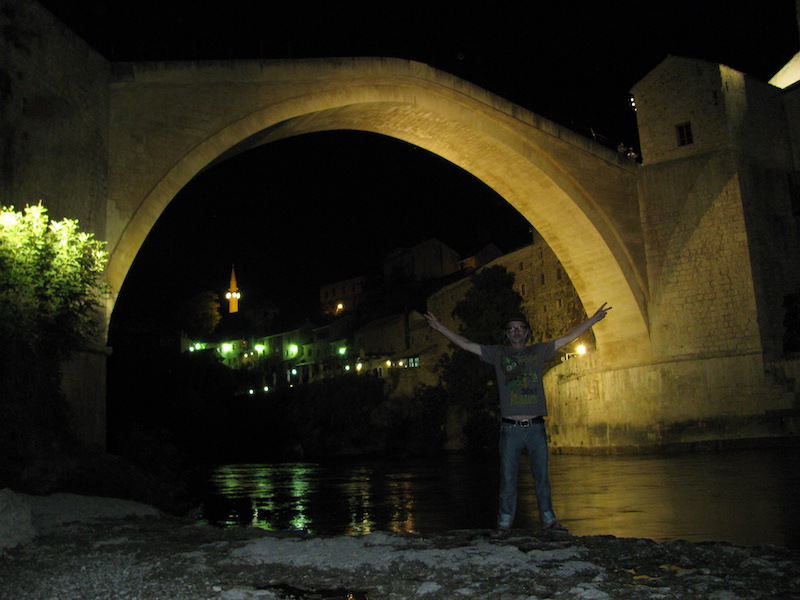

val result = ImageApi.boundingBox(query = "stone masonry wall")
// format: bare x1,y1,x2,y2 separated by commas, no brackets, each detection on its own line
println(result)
0,0,109,232
0,0,111,449
639,152,761,357
545,352,798,453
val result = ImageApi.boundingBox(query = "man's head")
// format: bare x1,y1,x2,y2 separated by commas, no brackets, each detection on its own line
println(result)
504,312,530,348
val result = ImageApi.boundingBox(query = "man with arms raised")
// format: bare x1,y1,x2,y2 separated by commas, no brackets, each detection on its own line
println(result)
425,303,611,539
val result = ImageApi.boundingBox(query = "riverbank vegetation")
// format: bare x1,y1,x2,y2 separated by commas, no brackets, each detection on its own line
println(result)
0,203,108,468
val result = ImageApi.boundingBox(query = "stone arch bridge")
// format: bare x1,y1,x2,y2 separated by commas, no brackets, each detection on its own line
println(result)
106,58,647,364
103,57,799,452
4,0,798,451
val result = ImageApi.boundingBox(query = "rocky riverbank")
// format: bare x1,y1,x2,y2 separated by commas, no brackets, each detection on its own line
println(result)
1,490,798,600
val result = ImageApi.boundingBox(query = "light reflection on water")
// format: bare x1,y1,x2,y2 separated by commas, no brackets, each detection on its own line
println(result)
200,447,800,548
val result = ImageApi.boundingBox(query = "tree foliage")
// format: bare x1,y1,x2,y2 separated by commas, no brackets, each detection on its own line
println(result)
0,202,109,361
178,290,222,339
452,265,524,343
0,202,109,461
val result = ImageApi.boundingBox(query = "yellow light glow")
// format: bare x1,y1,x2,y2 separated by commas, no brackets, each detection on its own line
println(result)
577,344,587,355
289,344,299,355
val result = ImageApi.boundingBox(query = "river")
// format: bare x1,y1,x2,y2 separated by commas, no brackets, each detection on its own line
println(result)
199,446,800,549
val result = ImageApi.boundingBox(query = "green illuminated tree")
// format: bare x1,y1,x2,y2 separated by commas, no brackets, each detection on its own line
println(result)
0,202,109,458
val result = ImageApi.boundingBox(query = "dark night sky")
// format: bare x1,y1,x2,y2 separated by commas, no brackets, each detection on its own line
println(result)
37,0,800,328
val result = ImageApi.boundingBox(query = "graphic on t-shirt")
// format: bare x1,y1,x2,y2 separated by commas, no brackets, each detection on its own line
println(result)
501,353,540,405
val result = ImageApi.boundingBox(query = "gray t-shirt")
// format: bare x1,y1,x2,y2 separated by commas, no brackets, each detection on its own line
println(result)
480,341,556,417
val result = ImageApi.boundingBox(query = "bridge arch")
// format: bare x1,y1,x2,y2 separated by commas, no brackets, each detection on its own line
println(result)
107,58,649,361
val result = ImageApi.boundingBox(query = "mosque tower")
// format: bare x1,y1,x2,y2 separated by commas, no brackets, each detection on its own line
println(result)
225,265,241,313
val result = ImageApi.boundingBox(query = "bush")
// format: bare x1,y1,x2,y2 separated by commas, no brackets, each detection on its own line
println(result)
0,203,108,465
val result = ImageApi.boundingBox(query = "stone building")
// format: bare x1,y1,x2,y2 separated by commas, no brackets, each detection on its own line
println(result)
383,238,461,282
319,275,366,315
424,238,589,365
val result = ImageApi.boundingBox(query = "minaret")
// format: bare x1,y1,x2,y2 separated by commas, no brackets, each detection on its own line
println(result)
225,265,241,313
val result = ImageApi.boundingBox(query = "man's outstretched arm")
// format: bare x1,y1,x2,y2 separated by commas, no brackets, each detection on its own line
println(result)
553,303,612,351
424,312,483,356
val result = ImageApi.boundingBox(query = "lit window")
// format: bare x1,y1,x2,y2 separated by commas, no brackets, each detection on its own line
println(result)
676,122,693,147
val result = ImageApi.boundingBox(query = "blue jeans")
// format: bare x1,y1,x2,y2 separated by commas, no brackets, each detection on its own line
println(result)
497,421,556,528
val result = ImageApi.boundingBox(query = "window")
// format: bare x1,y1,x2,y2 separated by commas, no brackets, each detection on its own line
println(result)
408,357,420,368
676,122,693,147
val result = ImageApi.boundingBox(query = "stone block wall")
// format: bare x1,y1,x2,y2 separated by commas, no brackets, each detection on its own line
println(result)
0,0,111,449
638,152,761,357
545,352,798,453
634,55,800,362
0,0,109,233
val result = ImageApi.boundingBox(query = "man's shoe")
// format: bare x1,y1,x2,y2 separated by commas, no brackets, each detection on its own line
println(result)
543,520,568,533
489,526,512,540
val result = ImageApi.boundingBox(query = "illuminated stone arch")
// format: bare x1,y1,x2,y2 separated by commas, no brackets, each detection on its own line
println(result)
106,58,649,362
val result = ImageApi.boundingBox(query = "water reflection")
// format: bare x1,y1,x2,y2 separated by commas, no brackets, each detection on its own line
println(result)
200,448,800,548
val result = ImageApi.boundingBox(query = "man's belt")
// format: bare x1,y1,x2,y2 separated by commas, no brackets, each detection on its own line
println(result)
501,416,544,427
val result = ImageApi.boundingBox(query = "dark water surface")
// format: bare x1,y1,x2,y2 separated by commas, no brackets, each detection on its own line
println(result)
200,447,800,549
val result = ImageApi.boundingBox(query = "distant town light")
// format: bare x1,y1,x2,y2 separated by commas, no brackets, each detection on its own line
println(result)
221,343,233,353
577,344,587,355
255,344,265,353
338,346,347,355
289,344,299,355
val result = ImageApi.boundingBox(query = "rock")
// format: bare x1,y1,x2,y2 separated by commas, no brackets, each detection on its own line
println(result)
0,489,35,552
